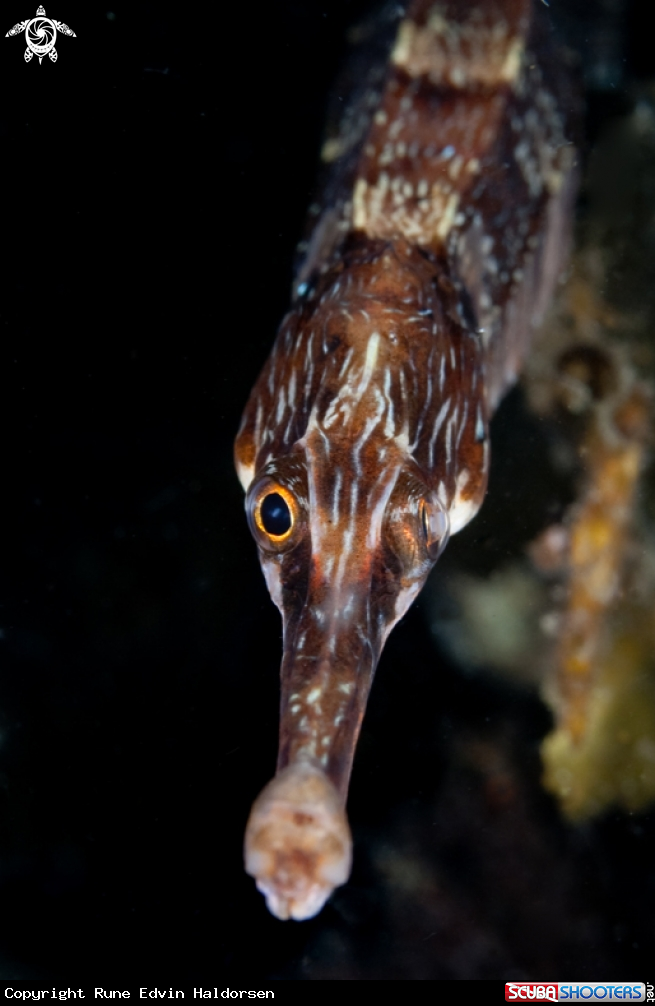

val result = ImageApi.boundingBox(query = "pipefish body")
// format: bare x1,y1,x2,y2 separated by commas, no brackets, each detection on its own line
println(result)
234,0,578,920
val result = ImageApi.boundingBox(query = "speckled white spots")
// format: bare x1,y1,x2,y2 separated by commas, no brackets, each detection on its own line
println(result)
448,155,463,180
379,143,394,167
352,158,461,244
436,192,459,241
338,682,353,695
481,234,494,255
390,19,413,66
352,177,368,231
502,37,524,83
450,64,466,88
322,137,346,163
306,687,322,705
390,14,524,89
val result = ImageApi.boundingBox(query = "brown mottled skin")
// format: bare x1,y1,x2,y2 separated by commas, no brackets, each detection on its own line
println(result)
235,0,578,919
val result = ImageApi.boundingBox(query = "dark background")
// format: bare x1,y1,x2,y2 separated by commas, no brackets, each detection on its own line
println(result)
0,0,653,981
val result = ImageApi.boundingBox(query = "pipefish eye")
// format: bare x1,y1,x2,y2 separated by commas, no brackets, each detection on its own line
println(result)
249,481,299,549
259,492,292,538
420,496,450,561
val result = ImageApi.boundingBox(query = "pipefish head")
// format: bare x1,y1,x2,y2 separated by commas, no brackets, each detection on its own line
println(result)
234,241,486,919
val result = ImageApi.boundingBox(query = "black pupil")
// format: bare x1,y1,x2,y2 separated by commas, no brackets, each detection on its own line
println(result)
260,493,292,537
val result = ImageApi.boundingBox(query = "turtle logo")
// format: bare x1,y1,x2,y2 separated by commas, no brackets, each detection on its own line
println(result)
5,5,76,64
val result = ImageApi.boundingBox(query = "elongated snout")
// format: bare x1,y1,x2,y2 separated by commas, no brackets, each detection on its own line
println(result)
244,577,384,918
244,761,352,921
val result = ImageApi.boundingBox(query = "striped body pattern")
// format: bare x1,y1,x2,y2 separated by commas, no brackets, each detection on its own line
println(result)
235,0,577,920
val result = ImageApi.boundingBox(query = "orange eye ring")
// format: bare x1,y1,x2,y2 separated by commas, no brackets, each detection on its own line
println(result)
253,483,298,543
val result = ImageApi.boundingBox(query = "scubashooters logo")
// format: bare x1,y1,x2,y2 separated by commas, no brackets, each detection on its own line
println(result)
505,985,647,1002
5,5,76,63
